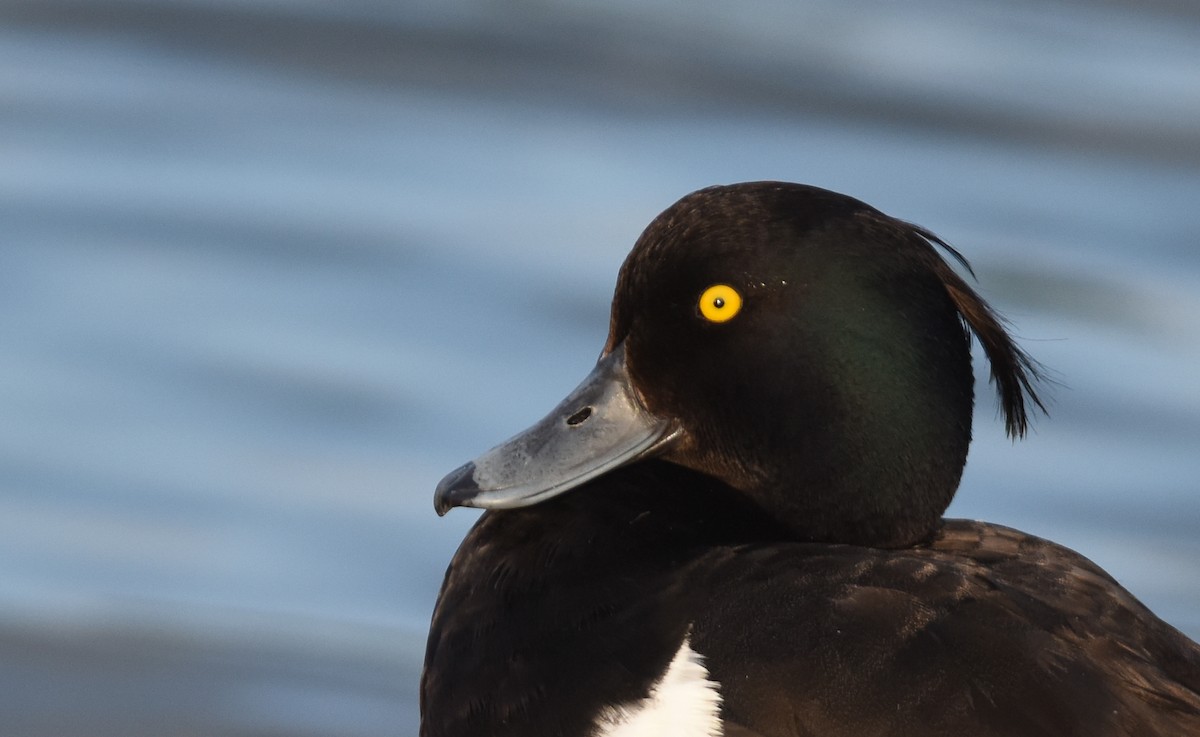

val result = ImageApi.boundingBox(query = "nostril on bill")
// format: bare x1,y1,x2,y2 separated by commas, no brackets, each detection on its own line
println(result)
565,406,593,426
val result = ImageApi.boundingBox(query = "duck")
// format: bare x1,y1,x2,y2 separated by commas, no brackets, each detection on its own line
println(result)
420,182,1200,737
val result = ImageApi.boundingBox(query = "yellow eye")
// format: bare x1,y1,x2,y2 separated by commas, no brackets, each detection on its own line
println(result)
698,284,743,323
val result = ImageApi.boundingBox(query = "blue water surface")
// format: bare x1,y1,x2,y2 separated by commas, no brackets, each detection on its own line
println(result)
1,1,1198,734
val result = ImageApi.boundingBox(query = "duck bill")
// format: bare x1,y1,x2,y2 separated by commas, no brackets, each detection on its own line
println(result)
434,343,679,515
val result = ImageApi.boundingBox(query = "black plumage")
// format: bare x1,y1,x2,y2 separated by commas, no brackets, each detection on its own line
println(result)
422,182,1200,736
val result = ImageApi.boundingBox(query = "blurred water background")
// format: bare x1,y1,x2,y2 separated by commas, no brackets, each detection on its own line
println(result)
2,1,1199,734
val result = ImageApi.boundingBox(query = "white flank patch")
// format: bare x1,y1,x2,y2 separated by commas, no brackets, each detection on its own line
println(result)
593,635,724,737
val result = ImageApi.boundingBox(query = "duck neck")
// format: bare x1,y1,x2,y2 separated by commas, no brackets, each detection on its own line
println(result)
753,326,975,548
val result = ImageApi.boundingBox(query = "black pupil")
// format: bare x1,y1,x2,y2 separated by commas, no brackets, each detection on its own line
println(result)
713,297,725,309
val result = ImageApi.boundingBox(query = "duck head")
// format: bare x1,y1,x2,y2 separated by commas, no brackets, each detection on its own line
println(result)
435,182,1043,547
